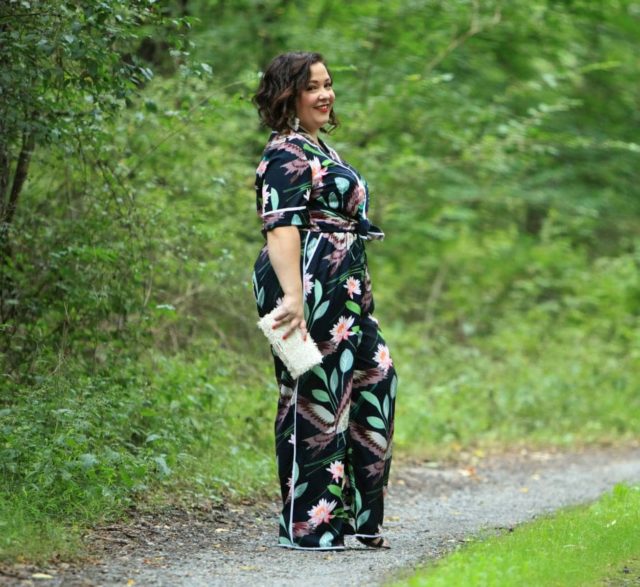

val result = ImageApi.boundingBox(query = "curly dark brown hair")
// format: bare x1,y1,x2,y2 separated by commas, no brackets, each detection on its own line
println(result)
253,52,338,134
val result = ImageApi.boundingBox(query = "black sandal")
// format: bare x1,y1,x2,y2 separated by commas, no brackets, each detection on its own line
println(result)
356,536,391,549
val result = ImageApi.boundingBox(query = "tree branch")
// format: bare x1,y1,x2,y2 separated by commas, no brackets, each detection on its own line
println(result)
0,140,9,217
2,130,35,227
425,2,502,73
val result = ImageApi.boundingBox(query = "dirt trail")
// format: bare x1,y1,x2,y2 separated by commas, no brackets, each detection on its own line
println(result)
4,445,640,587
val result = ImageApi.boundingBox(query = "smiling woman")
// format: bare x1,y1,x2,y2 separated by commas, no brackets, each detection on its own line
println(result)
251,52,398,551
295,62,335,137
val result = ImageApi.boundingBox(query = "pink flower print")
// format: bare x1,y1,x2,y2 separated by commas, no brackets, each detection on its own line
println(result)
330,316,355,344
256,159,268,177
373,343,393,373
309,157,328,187
307,498,337,528
286,476,293,503
347,179,366,215
303,273,314,298
343,277,361,299
261,182,271,212
326,460,344,483
293,521,312,537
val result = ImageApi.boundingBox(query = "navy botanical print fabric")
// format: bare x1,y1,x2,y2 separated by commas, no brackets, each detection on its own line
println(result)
252,130,397,550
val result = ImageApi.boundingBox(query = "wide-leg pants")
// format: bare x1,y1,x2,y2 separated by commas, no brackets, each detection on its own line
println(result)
253,231,398,550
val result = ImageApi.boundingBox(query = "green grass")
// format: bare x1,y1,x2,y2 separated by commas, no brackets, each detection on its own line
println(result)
387,316,640,459
394,484,640,587
0,349,277,564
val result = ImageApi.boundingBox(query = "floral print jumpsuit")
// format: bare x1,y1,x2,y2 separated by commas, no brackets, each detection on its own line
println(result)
252,129,398,550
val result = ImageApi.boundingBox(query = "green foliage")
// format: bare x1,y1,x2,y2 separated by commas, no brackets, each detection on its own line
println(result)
395,484,640,586
0,0,184,148
1,0,639,564
0,350,275,562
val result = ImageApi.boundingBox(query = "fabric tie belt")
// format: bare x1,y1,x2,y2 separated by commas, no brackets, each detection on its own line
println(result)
304,213,385,241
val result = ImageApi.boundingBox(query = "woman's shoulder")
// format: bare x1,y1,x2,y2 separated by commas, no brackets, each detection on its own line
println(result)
263,130,309,159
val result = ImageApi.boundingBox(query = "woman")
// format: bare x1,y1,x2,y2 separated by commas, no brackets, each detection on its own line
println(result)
252,52,397,551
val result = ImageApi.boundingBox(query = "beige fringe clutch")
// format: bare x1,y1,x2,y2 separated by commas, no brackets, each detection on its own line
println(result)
257,308,323,379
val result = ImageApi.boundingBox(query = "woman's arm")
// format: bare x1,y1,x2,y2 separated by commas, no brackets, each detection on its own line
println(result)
267,226,308,340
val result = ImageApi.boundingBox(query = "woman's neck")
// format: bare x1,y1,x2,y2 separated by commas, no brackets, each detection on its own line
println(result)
298,125,320,144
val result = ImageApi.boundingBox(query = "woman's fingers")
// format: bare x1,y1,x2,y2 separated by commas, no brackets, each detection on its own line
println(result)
271,294,306,339
272,312,308,341
270,307,289,329
282,317,307,340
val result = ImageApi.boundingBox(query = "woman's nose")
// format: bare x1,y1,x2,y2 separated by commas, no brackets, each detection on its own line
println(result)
319,87,332,101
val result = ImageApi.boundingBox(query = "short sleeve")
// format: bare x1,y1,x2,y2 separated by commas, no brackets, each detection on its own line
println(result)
255,138,312,233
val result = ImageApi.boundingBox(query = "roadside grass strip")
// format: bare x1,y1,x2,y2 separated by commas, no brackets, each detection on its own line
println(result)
394,484,640,587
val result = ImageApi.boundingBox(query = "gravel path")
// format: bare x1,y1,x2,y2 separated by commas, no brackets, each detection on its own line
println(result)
5,445,640,587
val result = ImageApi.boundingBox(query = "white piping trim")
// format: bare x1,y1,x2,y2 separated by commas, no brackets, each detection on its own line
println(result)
277,543,346,551
354,533,383,538
303,232,321,274
288,380,299,544
262,206,307,216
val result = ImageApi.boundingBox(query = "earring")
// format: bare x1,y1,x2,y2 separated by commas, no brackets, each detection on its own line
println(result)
291,116,300,131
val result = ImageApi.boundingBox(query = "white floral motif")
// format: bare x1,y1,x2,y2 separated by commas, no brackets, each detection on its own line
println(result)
326,460,344,483
303,273,314,298
373,343,393,373
309,157,328,187
344,277,361,299
330,316,355,344
307,498,337,528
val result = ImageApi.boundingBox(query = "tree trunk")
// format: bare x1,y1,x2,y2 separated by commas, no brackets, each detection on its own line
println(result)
2,130,35,229
0,140,9,217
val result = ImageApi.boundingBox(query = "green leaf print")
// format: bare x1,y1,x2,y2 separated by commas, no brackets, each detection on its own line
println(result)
312,365,329,388
345,300,361,315
279,536,293,546
302,143,326,158
313,300,330,320
357,509,371,529
367,416,386,430
361,391,382,414
383,395,390,420
339,349,354,373
292,462,299,484
312,389,331,403
328,484,342,498
313,278,323,302
328,192,339,209
257,287,264,308
292,214,303,225
319,532,334,548
280,514,287,530
355,488,362,512
294,482,308,499
390,375,398,399
270,187,279,209
330,368,339,394
335,176,350,195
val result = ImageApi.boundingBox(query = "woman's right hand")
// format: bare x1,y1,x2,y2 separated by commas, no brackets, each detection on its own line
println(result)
271,293,308,341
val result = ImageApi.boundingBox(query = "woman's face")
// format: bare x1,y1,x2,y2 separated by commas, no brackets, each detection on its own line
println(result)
295,62,335,136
